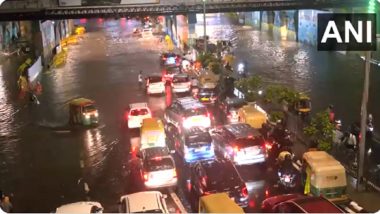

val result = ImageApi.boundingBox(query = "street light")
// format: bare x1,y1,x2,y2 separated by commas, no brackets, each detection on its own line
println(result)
203,0,207,53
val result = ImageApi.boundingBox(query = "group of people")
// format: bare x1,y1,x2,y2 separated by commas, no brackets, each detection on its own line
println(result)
0,191,13,213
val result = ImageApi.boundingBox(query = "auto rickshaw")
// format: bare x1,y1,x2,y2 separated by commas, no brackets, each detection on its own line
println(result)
199,193,244,213
61,35,78,47
75,26,86,35
140,118,166,150
302,151,348,202
69,98,99,126
294,94,311,116
238,102,268,129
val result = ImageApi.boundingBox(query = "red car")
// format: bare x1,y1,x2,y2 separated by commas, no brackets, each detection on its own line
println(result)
261,194,344,213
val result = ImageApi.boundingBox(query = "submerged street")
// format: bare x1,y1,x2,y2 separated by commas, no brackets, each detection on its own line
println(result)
0,13,379,212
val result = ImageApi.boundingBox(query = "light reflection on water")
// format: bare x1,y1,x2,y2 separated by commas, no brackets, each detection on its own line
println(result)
0,65,20,168
84,128,118,177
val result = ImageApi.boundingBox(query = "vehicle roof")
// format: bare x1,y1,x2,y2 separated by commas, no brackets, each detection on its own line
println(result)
262,194,303,210
142,147,170,159
142,118,163,130
175,97,205,110
121,191,163,213
173,74,189,78
225,96,247,105
198,158,235,175
69,98,95,106
56,201,103,213
223,123,261,139
200,193,244,213
129,102,149,110
291,196,344,213
184,127,209,135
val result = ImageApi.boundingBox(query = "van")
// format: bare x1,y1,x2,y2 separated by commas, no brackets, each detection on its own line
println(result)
199,193,244,213
140,118,166,149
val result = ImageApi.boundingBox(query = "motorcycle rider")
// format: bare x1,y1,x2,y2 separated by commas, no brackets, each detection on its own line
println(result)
277,151,297,188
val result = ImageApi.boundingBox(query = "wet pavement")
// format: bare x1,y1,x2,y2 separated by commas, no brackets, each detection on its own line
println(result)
0,14,379,212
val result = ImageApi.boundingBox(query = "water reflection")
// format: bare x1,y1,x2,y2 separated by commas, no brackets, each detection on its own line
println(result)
0,65,19,167
83,128,115,177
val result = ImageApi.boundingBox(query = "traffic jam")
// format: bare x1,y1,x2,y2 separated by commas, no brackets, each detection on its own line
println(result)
53,22,359,213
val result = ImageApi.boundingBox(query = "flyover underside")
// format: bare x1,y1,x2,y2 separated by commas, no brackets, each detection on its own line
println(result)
0,0,366,21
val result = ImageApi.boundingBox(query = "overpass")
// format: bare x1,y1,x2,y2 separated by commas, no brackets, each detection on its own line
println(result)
0,0,367,21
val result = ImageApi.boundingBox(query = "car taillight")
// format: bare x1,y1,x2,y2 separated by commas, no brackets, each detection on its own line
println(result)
143,172,148,181
234,146,240,153
173,170,177,178
125,112,129,120
242,186,248,198
265,142,272,150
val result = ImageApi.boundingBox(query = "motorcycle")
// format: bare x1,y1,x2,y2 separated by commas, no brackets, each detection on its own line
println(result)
278,171,297,189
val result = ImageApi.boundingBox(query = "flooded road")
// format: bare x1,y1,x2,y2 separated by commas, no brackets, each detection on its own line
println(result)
0,14,379,212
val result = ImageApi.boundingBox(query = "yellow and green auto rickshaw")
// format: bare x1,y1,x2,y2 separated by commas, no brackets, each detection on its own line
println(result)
302,151,348,202
69,98,99,126
199,193,244,213
294,94,311,116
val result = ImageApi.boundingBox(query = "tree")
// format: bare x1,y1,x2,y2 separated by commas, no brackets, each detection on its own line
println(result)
269,111,285,123
235,76,262,101
197,52,216,68
264,85,300,107
303,110,334,151
208,61,222,75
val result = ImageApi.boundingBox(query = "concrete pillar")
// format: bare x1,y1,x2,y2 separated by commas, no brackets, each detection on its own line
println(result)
294,10,299,42
259,11,262,31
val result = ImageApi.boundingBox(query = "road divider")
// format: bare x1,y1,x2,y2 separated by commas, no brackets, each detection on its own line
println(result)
169,189,187,213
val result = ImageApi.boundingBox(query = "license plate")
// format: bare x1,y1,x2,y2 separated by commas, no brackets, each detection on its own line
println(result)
284,176,290,183
148,136,157,142
194,147,205,152
201,97,209,101
192,118,201,123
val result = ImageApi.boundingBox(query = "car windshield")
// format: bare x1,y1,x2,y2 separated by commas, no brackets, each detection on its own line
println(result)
233,138,263,148
205,162,240,189
83,105,96,112
134,209,163,213
148,76,162,83
145,157,174,171
299,99,310,108
184,107,207,117
199,88,216,94
185,132,212,147
167,68,179,74
227,99,247,109
173,76,189,83
130,108,149,116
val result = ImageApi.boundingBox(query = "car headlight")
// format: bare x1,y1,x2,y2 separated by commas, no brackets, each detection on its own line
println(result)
94,112,99,117
85,114,90,119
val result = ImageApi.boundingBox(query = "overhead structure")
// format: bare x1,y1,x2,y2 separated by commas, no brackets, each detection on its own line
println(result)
0,0,368,21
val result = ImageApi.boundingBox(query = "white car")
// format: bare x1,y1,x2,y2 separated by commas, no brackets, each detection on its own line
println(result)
146,75,165,95
126,103,152,129
140,147,178,189
56,201,103,213
119,191,169,213
172,74,191,93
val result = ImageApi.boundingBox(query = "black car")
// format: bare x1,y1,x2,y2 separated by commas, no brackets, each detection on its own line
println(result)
189,158,248,210
217,96,247,124
196,87,218,105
